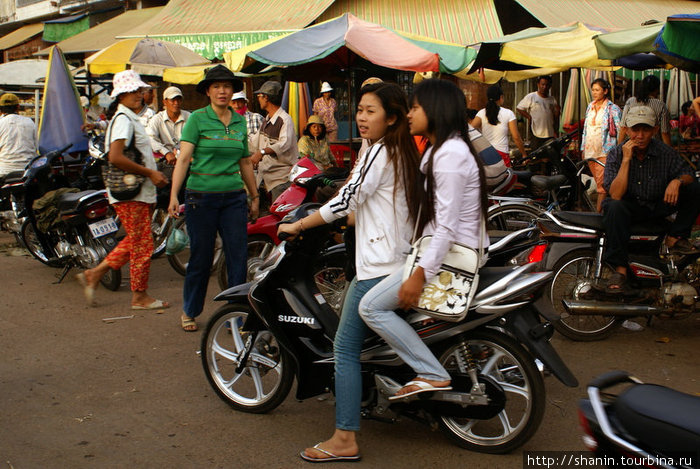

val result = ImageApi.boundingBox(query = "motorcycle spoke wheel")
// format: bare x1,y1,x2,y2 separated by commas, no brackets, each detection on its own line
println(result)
201,304,293,413
313,266,346,315
549,250,620,341
86,236,121,291
487,205,543,232
438,330,545,453
20,221,52,265
246,236,275,282
150,208,170,259
167,217,220,277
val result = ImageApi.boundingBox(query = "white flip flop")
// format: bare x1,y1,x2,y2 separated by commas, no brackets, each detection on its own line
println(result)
388,380,452,401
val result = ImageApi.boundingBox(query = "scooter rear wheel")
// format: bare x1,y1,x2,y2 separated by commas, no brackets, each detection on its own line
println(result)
487,204,543,232
437,330,545,453
201,303,294,414
548,249,621,341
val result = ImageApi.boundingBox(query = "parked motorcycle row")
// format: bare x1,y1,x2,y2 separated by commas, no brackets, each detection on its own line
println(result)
3,136,698,466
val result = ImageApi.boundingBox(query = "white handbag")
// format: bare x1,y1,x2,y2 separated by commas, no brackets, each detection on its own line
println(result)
402,207,485,322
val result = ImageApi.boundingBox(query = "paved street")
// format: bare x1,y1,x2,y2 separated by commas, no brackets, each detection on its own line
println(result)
1,232,698,468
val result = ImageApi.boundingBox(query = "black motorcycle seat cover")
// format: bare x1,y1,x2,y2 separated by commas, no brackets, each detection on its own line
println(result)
476,267,515,293
58,190,102,212
512,170,532,184
530,174,568,191
613,384,700,452
554,211,668,235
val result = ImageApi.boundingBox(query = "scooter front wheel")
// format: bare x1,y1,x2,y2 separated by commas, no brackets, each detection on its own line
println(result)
437,329,545,454
201,303,294,414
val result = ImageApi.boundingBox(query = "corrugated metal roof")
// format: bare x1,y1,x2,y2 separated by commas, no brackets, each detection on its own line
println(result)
119,0,335,36
515,0,700,29
0,23,43,50
34,7,164,56
316,0,503,45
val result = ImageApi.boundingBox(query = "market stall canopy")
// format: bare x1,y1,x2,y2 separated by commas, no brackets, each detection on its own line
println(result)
117,0,334,60
513,0,700,29
594,23,664,59
0,23,44,51
85,38,210,76
468,23,614,74
226,14,475,77
316,0,503,45
0,59,63,86
34,7,164,56
653,14,700,73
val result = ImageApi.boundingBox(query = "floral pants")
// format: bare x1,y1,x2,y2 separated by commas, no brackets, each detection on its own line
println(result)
105,201,153,292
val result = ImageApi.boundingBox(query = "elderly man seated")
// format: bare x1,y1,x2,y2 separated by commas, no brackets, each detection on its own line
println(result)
601,106,700,293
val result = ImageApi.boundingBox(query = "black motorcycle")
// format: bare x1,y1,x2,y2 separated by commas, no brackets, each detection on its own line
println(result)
579,370,700,469
19,145,120,290
539,210,700,341
199,204,577,453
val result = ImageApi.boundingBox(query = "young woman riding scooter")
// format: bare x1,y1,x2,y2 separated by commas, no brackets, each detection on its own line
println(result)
278,82,423,462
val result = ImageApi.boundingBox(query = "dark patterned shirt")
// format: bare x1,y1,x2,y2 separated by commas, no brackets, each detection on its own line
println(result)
603,139,694,208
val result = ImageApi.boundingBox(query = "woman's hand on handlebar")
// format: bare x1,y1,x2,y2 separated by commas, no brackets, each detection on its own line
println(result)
277,220,302,241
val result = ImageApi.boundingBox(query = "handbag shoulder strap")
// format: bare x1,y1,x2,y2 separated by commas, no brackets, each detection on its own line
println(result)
106,111,143,165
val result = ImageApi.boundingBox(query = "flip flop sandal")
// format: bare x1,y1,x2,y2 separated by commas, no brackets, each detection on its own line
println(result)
299,443,361,463
181,315,198,332
75,272,96,306
388,380,453,401
132,299,170,310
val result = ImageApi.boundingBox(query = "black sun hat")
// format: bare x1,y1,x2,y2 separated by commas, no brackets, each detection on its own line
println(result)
196,64,243,95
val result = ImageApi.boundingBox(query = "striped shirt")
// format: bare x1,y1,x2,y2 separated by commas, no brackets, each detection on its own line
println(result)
603,139,694,209
620,97,671,135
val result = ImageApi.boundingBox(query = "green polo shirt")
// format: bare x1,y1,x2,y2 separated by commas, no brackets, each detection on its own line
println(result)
181,105,248,192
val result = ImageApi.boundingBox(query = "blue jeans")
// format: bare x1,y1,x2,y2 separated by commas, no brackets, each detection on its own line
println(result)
359,270,450,382
334,275,385,431
183,190,247,318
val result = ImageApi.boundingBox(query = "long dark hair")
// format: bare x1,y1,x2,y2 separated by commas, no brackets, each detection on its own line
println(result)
636,75,660,104
357,82,422,225
485,85,503,126
410,79,488,233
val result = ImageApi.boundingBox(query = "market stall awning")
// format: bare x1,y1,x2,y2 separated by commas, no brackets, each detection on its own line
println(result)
654,14,700,72
514,0,700,29
316,0,503,45
469,23,614,74
594,23,664,59
117,0,334,59
225,14,476,77
43,13,89,43
0,23,44,50
34,7,163,56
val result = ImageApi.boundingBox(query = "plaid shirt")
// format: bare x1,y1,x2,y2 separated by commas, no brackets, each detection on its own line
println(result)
603,139,694,208
245,111,263,135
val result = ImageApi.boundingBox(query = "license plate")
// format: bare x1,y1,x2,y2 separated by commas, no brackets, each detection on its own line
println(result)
89,217,118,238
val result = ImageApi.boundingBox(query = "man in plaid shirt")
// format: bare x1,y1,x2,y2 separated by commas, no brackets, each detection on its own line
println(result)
231,91,263,150
601,106,700,292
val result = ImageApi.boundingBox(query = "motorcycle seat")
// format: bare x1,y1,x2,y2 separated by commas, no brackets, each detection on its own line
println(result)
614,383,700,453
554,211,668,236
0,170,25,185
58,190,105,213
512,170,532,185
530,174,568,191
476,267,517,293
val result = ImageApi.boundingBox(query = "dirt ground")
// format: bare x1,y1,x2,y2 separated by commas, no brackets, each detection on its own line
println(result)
1,231,699,469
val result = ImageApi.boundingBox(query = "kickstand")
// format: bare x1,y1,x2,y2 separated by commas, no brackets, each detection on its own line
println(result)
54,264,73,284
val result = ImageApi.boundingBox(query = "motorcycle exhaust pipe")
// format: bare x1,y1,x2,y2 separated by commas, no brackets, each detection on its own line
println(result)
562,299,666,316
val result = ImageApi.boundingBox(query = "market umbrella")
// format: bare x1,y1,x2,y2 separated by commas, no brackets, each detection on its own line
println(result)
85,37,210,76
224,13,475,77
653,14,700,73
468,23,615,74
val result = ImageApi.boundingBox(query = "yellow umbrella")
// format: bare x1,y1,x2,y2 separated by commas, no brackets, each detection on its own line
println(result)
85,38,210,76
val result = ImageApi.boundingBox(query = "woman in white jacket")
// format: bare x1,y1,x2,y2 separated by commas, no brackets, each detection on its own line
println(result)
360,79,488,400
278,82,422,462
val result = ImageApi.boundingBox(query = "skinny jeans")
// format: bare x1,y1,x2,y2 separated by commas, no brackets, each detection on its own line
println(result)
359,270,451,383
334,275,385,431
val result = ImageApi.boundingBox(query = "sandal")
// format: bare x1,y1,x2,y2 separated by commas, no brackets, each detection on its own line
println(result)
181,314,198,332
300,443,361,463
605,272,627,294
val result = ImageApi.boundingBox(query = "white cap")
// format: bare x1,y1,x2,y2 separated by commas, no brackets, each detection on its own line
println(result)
320,82,333,93
163,86,183,100
231,91,247,102
110,70,150,98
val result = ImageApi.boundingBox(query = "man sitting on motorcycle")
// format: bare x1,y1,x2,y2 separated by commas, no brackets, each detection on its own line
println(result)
601,105,700,293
